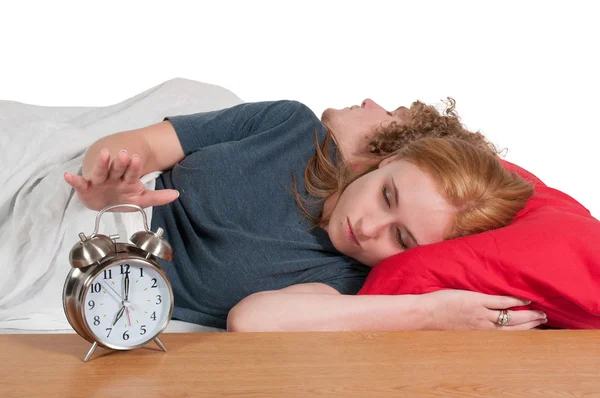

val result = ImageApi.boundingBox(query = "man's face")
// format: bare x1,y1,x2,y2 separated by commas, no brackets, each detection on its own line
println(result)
321,99,410,158
322,158,455,267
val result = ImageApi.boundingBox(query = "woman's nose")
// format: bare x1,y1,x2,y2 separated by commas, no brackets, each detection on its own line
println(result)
361,98,383,110
355,214,391,239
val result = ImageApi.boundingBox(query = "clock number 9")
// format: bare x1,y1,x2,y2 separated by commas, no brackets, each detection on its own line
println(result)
88,300,95,310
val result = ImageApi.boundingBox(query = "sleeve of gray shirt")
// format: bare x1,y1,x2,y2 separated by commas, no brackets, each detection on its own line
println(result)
164,100,305,155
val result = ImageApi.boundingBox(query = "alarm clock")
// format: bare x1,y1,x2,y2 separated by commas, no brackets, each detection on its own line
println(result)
63,204,174,362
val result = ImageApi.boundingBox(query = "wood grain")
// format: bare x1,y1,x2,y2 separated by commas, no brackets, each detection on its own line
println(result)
1,330,599,397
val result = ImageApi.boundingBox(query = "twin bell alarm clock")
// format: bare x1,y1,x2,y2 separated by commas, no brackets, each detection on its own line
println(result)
63,204,174,362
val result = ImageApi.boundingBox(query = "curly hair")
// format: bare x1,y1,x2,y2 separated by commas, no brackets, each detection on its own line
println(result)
367,98,498,157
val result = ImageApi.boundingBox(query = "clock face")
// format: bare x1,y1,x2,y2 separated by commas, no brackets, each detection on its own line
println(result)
82,261,172,349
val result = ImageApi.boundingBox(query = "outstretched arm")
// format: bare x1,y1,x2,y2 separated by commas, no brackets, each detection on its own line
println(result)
227,283,547,332
228,287,423,332
65,133,183,211
81,120,184,179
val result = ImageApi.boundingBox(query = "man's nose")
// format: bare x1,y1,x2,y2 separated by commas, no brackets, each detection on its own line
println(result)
396,106,409,118
355,214,392,239
361,98,383,110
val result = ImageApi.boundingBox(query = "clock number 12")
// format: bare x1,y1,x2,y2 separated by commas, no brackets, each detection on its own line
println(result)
120,264,130,275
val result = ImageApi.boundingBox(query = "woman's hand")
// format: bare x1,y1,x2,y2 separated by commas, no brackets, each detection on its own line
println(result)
422,290,547,330
64,148,179,211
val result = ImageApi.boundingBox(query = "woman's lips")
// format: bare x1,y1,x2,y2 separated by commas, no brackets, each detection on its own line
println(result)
345,218,360,247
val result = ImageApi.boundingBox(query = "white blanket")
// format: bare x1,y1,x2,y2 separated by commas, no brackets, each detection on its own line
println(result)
0,78,243,332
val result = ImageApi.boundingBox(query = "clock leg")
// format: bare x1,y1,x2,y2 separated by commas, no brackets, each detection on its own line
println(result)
83,342,98,362
154,337,167,352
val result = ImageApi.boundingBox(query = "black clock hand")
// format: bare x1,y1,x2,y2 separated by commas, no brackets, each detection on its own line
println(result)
125,273,130,301
113,305,126,326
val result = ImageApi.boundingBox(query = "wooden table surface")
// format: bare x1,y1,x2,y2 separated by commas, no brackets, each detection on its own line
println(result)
1,330,599,397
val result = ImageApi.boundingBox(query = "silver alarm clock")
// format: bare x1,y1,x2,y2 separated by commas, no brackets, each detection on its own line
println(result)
63,204,174,362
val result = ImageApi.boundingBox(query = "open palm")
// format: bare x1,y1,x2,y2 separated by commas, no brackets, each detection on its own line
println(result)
64,149,179,211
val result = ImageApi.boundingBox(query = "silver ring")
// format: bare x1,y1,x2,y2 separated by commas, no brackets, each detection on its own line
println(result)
496,309,511,326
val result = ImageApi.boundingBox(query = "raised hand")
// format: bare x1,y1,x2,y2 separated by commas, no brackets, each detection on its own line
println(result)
422,290,547,330
64,148,179,211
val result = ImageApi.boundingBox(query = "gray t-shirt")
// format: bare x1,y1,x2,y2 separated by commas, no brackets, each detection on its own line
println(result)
151,100,370,329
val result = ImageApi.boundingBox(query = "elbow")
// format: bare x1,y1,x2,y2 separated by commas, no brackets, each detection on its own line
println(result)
227,292,273,332
226,304,254,332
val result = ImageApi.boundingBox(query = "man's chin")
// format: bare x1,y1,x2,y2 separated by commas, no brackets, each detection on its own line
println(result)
320,108,337,124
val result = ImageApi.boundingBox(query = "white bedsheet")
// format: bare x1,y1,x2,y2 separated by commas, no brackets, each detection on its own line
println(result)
0,78,243,333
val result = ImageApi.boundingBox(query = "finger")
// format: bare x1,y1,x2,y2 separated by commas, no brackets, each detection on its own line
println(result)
108,150,131,180
137,189,180,208
496,318,548,331
90,148,111,185
488,309,546,326
64,172,90,192
123,154,143,183
483,294,531,310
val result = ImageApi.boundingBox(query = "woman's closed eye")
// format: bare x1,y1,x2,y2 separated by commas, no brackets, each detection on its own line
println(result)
381,185,408,250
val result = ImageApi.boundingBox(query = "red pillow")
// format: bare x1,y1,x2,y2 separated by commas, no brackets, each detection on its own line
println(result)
358,159,600,329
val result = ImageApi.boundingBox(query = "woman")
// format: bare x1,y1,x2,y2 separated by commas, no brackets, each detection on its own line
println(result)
64,98,546,331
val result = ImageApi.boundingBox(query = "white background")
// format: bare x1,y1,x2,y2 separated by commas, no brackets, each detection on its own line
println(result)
2,0,598,216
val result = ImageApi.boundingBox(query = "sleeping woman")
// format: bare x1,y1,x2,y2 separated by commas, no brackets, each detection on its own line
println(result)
63,98,547,331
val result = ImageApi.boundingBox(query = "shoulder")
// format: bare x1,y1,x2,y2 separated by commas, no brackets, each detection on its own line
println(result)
263,100,311,111
252,100,318,120
232,101,321,134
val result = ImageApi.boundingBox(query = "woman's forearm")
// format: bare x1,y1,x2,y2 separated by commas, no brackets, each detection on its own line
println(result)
227,291,428,332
